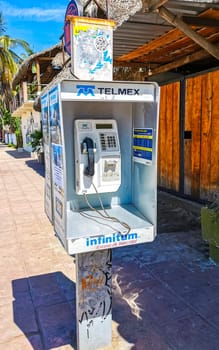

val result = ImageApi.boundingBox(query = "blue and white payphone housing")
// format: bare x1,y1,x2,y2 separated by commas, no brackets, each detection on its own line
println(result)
42,79,159,255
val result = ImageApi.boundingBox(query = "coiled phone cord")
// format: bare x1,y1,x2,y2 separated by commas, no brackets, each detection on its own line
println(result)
82,183,131,235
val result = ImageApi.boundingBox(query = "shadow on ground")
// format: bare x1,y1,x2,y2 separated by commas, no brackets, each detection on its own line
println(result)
12,272,76,350
112,231,219,350
4,147,45,177
157,190,201,234
12,232,219,350
6,149,31,159
25,159,45,177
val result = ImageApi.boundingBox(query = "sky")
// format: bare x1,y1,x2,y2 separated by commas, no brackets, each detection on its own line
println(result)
0,0,69,54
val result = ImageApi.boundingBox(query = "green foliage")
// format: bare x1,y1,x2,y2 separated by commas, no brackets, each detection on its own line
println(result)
0,108,20,132
15,117,23,148
29,129,43,153
0,108,14,129
0,12,33,108
0,107,23,148
8,143,16,148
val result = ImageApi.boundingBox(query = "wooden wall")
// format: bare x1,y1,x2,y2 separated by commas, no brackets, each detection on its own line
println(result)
184,70,219,201
158,81,180,192
157,70,219,202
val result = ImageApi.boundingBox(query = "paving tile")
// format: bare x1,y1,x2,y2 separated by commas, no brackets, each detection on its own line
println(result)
180,284,219,330
0,218,16,232
0,199,9,208
54,270,76,302
181,284,219,307
0,275,29,306
11,205,34,215
0,296,38,344
149,261,217,295
113,260,152,281
159,313,219,350
13,214,38,225
113,295,173,350
0,250,25,274
28,272,67,307
0,334,43,350
12,292,39,334
4,185,22,193
1,176,16,184
192,301,219,330
36,301,76,349
15,222,45,235
55,262,77,284
23,260,56,277
188,265,219,286
0,230,17,247
11,277,30,295
138,281,192,327
19,234,57,252
0,206,11,215
23,249,67,275
125,329,172,350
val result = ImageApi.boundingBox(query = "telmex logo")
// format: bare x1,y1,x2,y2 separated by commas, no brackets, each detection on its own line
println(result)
76,85,95,96
76,84,140,97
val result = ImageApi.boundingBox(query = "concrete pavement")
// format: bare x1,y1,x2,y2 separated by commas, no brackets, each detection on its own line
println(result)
0,143,219,350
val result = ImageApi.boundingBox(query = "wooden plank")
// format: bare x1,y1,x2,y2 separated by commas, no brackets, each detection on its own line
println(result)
184,140,192,196
116,28,183,62
185,78,192,131
157,6,219,59
184,78,193,195
158,85,167,187
165,83,173,190
171,81,180,192
210,70,219,200
199,72,212,200
137,26,218,64
191,75,202,199
116,8,219,62
35,59,41,94
182,16,219,28
150,49,210,76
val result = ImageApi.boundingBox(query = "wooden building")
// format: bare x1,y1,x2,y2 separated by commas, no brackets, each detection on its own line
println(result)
158,69,219,202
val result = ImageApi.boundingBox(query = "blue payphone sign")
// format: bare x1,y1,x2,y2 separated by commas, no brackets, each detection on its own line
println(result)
133,128,153,165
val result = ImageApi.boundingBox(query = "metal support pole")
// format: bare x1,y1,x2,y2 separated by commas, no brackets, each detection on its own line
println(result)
76,249,112,350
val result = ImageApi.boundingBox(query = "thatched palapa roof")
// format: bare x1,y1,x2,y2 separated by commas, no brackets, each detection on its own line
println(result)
12,43,67,90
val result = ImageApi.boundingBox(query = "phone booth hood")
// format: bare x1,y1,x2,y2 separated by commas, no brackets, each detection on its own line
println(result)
41,79,160,254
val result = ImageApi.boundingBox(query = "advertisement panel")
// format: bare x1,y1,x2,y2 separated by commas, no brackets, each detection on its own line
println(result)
41,93,53,222
70,17,115,81
49,85,65,238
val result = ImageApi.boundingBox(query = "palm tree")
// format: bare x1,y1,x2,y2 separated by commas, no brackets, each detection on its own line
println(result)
0,12,5,35
0,12,33,108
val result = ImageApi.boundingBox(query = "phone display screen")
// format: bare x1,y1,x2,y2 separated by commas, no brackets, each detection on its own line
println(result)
96,123,113,129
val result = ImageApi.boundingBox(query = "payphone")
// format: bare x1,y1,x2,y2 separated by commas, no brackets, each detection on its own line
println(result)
42,79,159,350
42,12,160,350
74,119,121,195
42,79,159,255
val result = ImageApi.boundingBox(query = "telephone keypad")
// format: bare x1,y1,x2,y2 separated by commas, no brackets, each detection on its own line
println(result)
107,136,116,148
100,133,118,151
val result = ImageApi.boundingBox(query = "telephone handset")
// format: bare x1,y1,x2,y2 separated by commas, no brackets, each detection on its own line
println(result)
74,119,121,194
82,137,95,177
